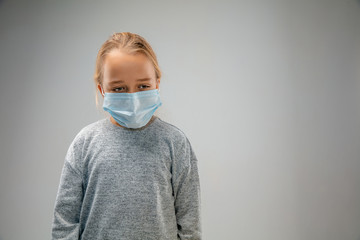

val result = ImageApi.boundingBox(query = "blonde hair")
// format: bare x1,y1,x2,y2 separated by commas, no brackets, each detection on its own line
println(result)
93,32,162,109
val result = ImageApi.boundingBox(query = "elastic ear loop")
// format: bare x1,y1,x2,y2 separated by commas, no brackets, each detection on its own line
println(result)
101,87,105,97
157,79,160,93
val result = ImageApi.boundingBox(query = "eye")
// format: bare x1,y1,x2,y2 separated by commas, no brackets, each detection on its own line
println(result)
113,87,125,92
139,85,150,90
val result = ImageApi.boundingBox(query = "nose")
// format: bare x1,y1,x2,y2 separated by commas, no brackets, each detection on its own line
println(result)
127,87,138,93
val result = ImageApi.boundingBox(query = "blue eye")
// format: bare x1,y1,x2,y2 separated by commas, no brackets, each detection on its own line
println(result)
114,87,125,92
139,85,149,89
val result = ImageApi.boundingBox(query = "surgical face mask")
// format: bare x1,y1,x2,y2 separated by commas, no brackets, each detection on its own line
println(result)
102,89,162,129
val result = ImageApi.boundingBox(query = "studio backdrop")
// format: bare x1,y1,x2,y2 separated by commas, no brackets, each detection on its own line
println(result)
0,0,359,239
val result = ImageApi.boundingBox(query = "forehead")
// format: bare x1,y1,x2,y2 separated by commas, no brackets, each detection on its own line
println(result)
103,50,154,76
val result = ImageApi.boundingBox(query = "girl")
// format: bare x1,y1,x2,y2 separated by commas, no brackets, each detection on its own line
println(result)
51,32,202,240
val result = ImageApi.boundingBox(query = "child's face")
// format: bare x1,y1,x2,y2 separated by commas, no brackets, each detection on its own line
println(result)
98,49,159,95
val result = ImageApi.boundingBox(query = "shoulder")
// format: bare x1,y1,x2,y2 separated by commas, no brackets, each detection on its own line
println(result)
153,118,197,169
154,117,186,137
70,118,107,148
153,117,191,146
63,119,107,172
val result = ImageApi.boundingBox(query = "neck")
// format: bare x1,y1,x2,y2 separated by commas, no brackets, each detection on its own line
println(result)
110,116,125,128
109,116,156,129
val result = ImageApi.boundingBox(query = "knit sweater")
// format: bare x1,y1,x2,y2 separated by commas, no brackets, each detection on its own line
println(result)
51,116,201,240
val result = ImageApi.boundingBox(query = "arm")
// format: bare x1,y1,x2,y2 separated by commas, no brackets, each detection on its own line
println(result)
51,143,84,240
172,139,202,240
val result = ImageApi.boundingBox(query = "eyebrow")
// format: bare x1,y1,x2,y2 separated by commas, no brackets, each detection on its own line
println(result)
109,80,124,85
137,78,151,82
109,78,151,84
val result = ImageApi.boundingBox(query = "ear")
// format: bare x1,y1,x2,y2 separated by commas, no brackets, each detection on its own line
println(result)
156,78,160,89
97,84,104,97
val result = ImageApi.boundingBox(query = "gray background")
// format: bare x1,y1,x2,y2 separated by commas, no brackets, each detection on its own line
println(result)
0,0,359,239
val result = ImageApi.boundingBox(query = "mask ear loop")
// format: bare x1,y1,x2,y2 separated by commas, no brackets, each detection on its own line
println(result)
101,86,105,97
156,79,160,93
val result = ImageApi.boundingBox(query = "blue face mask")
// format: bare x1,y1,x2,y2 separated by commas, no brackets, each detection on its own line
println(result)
102,89,162,129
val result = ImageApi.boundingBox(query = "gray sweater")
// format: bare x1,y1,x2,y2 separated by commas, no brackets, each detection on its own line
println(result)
51,116,201,240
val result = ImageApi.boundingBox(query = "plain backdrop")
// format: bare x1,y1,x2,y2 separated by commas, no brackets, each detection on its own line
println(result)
0,0,359,239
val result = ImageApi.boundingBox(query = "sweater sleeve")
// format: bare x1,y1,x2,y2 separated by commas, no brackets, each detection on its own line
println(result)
51,139,84,240
172,137,202,240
